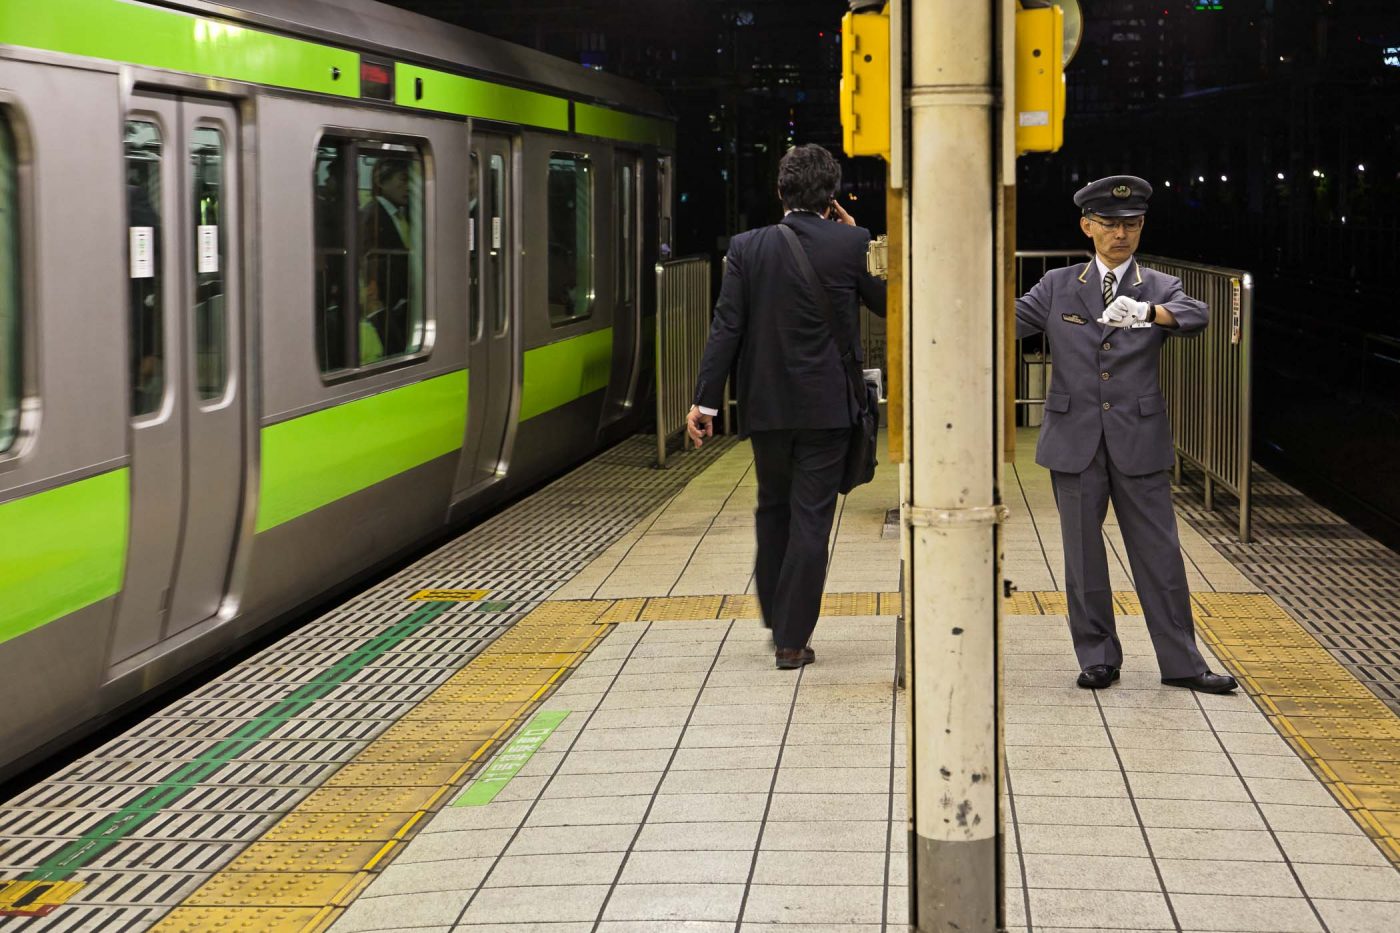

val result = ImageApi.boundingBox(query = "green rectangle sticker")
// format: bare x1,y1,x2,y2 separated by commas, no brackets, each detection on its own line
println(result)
454,710,570,807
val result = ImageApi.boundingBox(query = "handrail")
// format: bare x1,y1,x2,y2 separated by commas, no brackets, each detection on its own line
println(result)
654,256,712,467
1013,250,1254,542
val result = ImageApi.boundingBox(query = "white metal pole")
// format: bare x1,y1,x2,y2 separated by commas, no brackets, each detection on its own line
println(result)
905,0,1006,929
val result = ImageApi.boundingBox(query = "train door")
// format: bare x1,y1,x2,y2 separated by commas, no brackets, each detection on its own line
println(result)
111,92,244,662
601,151,643,425
457,130,517,496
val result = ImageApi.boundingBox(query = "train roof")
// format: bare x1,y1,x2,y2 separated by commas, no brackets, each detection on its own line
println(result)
170,0,669,118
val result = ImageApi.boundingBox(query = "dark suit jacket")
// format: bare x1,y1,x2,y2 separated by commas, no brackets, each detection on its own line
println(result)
1015,258,1207,475
358,199,412,354
692,212,887,436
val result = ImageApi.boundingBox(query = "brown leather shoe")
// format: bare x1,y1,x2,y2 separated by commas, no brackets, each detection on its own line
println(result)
776,647,814,670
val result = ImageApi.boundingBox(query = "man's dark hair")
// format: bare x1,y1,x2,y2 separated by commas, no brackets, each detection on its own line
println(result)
777,144,841,213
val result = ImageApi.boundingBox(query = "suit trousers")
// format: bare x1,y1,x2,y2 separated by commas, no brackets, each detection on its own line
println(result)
749,428,848,650
1050,439,1207,679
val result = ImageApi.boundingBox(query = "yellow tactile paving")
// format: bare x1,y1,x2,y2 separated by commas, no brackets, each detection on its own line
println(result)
1183,591,1400,869
155,600,618,933
1010,590,1400,868
153,906,328,933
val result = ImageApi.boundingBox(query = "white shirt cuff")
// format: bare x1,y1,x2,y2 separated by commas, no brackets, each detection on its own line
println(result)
697,406,718,416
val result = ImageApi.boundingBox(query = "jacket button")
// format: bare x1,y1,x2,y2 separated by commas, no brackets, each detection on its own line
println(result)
1102,342,1111,351
1101,372,1110,381
1102,402,1111,411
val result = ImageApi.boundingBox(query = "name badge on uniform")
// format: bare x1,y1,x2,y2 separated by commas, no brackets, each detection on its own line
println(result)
1130,321,1153,329
1061,313,1088,326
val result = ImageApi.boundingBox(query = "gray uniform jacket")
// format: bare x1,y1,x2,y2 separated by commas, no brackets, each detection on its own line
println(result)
1015,259,1207,476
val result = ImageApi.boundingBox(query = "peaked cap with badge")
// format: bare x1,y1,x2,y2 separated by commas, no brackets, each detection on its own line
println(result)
1073,174,1152,218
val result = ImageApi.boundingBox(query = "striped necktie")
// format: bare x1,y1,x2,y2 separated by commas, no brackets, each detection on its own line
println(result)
1102,270,1115,308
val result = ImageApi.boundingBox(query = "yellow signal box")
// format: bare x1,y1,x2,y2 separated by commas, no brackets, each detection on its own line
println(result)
1015,3,1065,154
840,7,891,160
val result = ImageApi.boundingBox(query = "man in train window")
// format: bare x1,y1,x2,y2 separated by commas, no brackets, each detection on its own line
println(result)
685,144,886,669
359,156,414,361
1015,175,1237,694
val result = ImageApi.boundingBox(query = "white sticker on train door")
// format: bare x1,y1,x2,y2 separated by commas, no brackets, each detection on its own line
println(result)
197,225,219,273
491,216,501,249
130,227,154,278
469,218,475,252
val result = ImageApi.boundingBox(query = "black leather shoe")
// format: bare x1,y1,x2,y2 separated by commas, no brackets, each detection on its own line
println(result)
775,647,813,670
1076,665,1120,689
1162,670,1238,694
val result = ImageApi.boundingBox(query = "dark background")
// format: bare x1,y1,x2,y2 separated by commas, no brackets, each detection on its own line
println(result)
385,0,1400,547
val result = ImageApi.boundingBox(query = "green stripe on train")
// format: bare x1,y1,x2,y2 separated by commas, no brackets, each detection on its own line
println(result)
0,0,358,97
574,103,675,148
256,370,468,533
519,327,614,423
0,469,129,645
395,64,569,130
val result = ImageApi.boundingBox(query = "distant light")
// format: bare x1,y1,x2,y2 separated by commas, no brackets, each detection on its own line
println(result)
1276,172,1285,180
1312,169,1321,177
1197,175,1204,182
1220,175,1228,182
1341,215,1347,224
1164,180,1172,188
1357,163,1366,172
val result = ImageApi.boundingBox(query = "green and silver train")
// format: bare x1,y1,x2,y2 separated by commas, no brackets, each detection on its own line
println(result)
0,0,675,778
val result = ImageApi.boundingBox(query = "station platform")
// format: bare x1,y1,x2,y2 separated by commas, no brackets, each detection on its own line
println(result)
2,429,1399,932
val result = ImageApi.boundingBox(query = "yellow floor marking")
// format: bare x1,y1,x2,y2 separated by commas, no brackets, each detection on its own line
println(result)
0,880,85,917
1180,591,1400,869
156,600,617,932
407,588,489,601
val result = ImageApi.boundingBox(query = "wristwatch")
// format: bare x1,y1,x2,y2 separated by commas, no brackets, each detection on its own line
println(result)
1146,304,1158,323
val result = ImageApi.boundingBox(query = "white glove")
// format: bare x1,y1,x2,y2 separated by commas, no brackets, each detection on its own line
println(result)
1098,295,1152,328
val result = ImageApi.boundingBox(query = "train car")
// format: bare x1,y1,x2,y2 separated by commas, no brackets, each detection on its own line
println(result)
0,0,676,778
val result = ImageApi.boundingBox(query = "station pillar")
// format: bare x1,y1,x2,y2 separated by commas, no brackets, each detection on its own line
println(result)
902,0,1009,929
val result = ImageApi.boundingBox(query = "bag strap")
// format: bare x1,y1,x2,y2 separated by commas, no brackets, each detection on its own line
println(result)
775,222,868,411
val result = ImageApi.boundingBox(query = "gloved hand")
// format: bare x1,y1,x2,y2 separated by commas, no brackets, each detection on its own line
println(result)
1098,295,1152,328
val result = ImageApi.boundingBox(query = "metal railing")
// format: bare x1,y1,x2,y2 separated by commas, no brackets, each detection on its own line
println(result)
1140,254,1254,543
654,256,712,467
1013,250,1255,542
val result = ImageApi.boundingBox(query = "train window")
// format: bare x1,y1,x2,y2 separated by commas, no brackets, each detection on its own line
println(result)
488,153,506,334
0,114,17,452
547,152,593,324
191,127,226,401
125,120,165,417
468,151,481,342
617,160,636,306
313,136,425,374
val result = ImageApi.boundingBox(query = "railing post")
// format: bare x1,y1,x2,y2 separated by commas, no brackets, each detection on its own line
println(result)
655,262,668,468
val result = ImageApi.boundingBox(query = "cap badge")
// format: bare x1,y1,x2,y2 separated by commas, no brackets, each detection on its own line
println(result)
1112,184,1132,199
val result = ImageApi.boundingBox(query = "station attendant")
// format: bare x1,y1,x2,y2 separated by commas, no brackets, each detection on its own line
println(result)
1015,175,1237,694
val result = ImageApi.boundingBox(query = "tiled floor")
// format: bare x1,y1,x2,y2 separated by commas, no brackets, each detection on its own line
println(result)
330,431,1399,933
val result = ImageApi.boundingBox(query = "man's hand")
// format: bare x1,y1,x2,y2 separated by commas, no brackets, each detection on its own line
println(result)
1098,295,1152,328
686,405,714,447
830,200,856,226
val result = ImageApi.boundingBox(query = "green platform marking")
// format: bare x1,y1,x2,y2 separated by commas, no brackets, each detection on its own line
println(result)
21,600,458,882
454,710,569,807
0,0,358,97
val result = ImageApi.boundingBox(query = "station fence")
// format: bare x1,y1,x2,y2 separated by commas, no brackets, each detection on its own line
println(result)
1013,250,1255,542
654,256,713,467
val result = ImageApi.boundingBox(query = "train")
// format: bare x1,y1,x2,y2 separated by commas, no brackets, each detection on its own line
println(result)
0,0,676,778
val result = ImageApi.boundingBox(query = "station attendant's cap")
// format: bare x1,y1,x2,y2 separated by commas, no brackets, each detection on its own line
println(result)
1073,175,1152,217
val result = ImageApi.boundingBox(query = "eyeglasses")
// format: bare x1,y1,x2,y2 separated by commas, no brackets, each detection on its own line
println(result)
1086,216,1144,233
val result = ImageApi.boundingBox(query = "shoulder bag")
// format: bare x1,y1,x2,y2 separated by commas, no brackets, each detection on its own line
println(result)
776,223,879,494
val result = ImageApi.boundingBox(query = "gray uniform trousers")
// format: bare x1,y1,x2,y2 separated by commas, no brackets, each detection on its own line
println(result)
1051,438,1207,679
